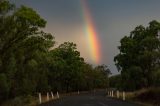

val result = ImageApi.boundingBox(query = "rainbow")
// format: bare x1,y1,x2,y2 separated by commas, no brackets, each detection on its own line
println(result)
81,0,101,64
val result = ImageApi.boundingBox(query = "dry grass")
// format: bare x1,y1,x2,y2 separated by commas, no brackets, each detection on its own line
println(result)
2,95,39,106
119,88,160,106
107,88,160,106
134,87,160,105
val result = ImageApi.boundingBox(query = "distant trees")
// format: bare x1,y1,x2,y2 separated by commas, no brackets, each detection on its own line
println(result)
114,20,160,91
48,42,111,92
94,65,111,88
48,42,85,92
109,74,121,89
0,0,110,103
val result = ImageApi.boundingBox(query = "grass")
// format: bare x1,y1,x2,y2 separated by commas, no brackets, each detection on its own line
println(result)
1,91,88,106
121,87,160,106
107,87,160,106
2,88,160,106
133,87,160,106
1,95,39,106
1,94,59,106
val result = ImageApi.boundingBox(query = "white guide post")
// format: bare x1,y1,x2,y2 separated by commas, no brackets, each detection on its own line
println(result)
57,91,59,99
123,91,125,101
38,93,42,104
117,90,119,98
47,92,49,101
112,90,113,97
51,91,54,99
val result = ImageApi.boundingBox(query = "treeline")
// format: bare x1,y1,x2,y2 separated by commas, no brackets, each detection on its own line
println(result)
113,20,160,91
0,0,111,103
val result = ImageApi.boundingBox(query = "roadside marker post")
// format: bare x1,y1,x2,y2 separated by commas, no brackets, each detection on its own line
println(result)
78,90,80,95
57,91,59,99
117,90,119,98
38,93,42,104
123,91,125,101
47,92,49,101
51,91,54,99
112,91,113,97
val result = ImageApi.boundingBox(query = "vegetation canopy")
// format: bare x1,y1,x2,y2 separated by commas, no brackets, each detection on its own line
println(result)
114,20,160,91
0,0,111,104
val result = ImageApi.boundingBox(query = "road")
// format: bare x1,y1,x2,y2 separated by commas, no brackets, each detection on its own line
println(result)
40,90,139,106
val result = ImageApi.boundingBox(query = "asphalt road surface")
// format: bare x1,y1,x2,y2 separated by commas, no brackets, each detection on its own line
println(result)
40,90,139,106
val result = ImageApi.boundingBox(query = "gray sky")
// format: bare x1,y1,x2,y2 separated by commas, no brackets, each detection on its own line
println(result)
13,0,160,74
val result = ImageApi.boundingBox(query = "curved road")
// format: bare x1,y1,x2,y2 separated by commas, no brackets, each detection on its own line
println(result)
40,90,139,106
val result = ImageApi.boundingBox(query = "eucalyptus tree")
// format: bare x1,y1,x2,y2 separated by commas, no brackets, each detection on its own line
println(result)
0,0,55,100
114,20,160,90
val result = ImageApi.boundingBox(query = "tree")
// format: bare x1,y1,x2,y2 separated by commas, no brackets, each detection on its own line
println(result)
94,65,111,88
0,1,111,104
48,42,84,92
109,74,121,89
0,0,55,99
114,20,160,90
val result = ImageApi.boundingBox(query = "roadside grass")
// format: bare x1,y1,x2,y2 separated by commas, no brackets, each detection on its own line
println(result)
134,87,160,106
2,88,160,106
124,87,160,106
1,95,39,106
1,94,58,106
107,88,160,106
1,91,90,106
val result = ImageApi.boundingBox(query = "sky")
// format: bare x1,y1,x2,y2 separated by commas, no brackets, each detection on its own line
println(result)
12,0,160,74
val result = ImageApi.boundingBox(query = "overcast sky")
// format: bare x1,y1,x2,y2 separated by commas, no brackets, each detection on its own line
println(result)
13,0,160,74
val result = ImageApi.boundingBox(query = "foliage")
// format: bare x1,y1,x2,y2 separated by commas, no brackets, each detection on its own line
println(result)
0,0,54,102
48,42,111,92
0,0,111,104
114,20,160,90
109,74,121,89
94,65,111,88
0,73,9,100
